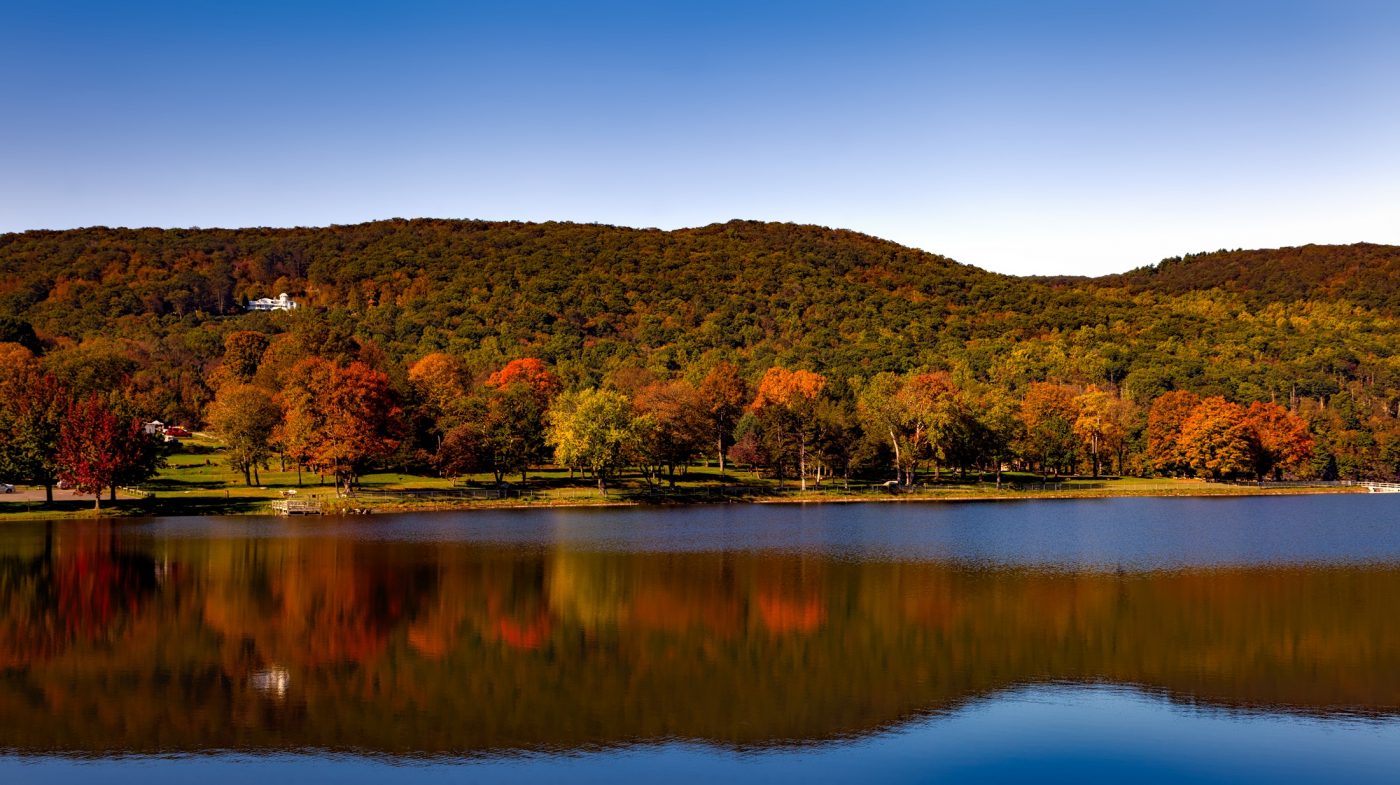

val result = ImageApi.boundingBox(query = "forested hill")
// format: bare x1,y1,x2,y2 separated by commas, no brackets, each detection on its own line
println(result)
1095,242,1400,314
1,219,1396,410
0,219,1054,374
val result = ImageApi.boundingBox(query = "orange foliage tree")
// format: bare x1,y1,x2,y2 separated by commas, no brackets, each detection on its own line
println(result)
1243,401,1313,480
408,352,468,446
1018,382,1079,476
486,358,562,404
635,379,708,488
698,361,749,474
1147,390,1202,476
278,358,402,492
750,367,827,489
1179,396,1252,479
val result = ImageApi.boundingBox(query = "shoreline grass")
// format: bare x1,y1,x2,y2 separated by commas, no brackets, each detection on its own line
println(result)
0,435,1367,521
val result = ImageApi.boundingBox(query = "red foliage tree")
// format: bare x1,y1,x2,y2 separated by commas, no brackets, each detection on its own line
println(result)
486,358,561,403
57,396,149,509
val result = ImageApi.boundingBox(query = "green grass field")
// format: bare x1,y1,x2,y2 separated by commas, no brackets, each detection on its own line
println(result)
0,436,1359,520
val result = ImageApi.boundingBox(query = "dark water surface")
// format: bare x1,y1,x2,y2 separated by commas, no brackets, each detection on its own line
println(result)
3,495,1399,782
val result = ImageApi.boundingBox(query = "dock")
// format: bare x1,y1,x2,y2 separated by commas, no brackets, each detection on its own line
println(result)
270,498,324,515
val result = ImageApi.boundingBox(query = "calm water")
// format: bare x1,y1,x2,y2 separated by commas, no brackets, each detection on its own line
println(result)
2,495,1399,783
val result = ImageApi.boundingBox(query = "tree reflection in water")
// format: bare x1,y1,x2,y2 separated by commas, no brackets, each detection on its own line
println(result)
0,521,1397,755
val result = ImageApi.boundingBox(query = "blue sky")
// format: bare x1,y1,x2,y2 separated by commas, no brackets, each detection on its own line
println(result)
3,1,1398,275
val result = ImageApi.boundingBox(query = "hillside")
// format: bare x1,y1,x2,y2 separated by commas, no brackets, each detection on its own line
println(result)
1,219,1397,484
1098,242,1400,314
0,219,1121,378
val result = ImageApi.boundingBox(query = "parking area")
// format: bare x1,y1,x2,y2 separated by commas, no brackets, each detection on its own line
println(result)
1,486,102,503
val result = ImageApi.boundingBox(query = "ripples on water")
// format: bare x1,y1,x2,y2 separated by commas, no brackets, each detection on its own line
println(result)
1,495,1398,783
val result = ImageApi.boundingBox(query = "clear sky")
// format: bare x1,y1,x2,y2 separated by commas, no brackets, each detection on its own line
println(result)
3,1,1399,275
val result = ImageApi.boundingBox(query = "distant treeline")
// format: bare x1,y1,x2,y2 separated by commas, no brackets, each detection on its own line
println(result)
1,219,1397,484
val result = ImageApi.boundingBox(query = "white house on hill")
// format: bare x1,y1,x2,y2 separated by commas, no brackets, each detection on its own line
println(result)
247,293,298,311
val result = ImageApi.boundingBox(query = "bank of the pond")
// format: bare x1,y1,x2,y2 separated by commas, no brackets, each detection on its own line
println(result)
0,480,1367,520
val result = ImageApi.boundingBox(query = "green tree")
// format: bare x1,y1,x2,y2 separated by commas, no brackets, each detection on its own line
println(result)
0,368,70,502
222,331,271,383
207,384,283,485
547,388,646,495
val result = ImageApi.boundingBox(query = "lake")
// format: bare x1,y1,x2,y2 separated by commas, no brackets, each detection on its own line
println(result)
2,495,1398,783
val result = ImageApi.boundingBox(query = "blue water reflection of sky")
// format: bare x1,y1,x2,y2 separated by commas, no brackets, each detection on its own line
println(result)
5,685,1397,784
127,494,1400,570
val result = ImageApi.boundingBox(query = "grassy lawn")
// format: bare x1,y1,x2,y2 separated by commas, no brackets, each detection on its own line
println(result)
0,439,1360,520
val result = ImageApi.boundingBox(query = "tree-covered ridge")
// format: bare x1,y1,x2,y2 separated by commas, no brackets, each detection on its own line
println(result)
1095,242,1400,314
1,219,1395,392
2,219,1398,483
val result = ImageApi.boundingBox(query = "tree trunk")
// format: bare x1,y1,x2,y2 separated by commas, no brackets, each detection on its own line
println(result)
244,466,252,486
110,485,117,502
93,493,101,510
799,436,807,491
597,473,607,497
254,465,261,485
888,427,902,484
718,435,726,476
45,483,53,503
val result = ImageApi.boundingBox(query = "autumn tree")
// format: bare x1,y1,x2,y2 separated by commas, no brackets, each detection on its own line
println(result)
856,373,909,484
274,357,331,485
480,358,559,481
1179,396,1252,480
278,358,401,493
635,379,708,488
482,382,548,483
1019,383,1080,476
698,361,748,474
899,372,962,481
435,419,487,479
1073,387,1133,478
222,331,271,383
750,367,828,490
0,364,70,502
546,388,646,495
56,395,158,509
1243,401,1313,480
409,352,469,453
966,385,1021,487
486,358,562,403
1146,390,1201,476
726,416,769,479
207,384,283,485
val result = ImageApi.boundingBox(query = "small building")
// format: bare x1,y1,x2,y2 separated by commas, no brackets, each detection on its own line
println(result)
246,293,299,311
144,420,166,436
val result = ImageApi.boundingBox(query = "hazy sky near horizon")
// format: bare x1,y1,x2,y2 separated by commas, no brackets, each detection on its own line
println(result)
3,1,1399,276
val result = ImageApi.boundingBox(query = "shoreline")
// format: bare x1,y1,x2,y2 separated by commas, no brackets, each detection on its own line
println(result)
0,483,1367,521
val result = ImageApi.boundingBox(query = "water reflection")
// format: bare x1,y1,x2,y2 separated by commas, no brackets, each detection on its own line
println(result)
1,518,1399,757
